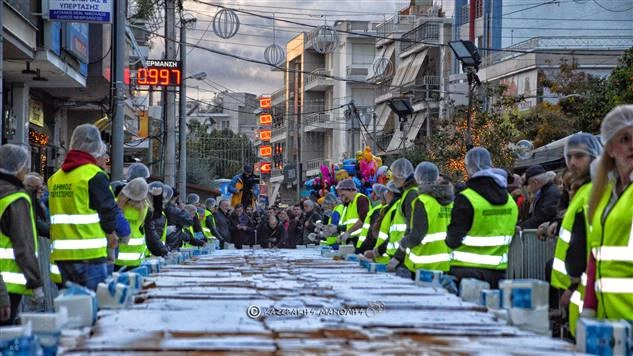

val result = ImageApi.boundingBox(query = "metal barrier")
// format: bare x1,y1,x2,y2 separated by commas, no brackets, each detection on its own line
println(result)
507,229,557,281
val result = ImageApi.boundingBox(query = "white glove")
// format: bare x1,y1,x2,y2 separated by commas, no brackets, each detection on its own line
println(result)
339,231,351,244
324,225,338,236
29,287,45,311
307,233,318,242
315,221,324,230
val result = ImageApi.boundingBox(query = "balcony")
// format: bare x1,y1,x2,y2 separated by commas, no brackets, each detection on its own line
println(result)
346,65,369,80
305,158,326,177
402,75,441,103
375,15,416,46
303,112,331,132
271,124,287,143
375,133,394,153
400,21,441,54
305,68,333,91
375,85,400,104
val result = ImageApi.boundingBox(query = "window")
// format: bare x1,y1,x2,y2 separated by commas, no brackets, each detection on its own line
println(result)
221,120,230,129
352,44,374,64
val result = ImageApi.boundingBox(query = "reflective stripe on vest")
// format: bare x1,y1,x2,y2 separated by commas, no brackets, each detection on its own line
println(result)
50,263,61,276
48,164,108,261
451,188,517,270
117,252,146,261
127,237,146,246
551,183,591,290
342,193,368,234
356,204,382,249
50,213,100,224
595,278,633,293
385,197,407,257
0,191,38,295
592,246,633,261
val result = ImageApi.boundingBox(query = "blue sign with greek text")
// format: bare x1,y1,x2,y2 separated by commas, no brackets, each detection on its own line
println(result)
49,0,113,23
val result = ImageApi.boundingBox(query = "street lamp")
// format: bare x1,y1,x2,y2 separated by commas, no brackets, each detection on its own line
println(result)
387,98,414,131
448,40,482,150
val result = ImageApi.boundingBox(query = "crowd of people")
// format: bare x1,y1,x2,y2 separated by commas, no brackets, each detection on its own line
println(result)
0,105,631,338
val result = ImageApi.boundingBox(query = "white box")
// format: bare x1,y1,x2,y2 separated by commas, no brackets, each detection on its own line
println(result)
96,282,130,309
499,279,549,309
508,306,550,335
367,263,387,273
459,278,490,304
576,318,631,355
19,308,68,334
338,244,355,255
480,289,502,309
54,294,96,328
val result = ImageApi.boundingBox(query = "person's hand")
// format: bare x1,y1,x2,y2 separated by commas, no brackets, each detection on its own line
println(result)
29,287,45,311
515,225,522,236
536,222,549,240
315,221,324,230
0,305,10,322
338,231,351,244
107,248,117,262
580,308,596,318
560,289,573,308
546,221,559,239
387,258,399,272
107,233,119,248
363,250,376,259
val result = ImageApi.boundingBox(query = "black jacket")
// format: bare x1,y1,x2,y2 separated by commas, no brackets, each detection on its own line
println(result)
520,181,562,229
258,222,287,248
165,202,193,228
214,209,233,242
358,205,383,253
395,182,454,262
446,175,515,250
144,210,169,256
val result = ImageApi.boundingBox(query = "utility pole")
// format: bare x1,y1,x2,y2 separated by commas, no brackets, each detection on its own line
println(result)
164,0,177,187
178,16,196,198
111,0,127,181
294,63,301,202
0,1,4,145
372,110,377,153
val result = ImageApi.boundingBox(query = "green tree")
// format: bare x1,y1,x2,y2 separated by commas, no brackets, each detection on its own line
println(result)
187,122,257,186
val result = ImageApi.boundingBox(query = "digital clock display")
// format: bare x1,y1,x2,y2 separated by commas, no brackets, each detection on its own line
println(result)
136,59,182,87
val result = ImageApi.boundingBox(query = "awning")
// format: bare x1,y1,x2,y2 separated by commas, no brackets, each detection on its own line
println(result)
374,103,391,132
401,49,429,87
390,55,415,88
386,111,427,152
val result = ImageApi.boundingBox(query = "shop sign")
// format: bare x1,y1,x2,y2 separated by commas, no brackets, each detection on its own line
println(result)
29,99,45,127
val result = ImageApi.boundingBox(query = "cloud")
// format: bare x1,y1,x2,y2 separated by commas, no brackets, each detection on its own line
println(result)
149,0,429,97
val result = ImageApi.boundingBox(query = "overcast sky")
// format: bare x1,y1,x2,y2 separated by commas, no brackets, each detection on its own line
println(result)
149,0,425,102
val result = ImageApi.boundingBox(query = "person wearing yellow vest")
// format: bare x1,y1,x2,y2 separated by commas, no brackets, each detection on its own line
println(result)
144,181,170,257
203,198,222,242
114,178,150,268
182,204,206,248
446,147,518,289
356,184,387,254
393,162,453,278
335,179,370,246
385,159,418,272
364,182,401,263
584,105,633,323
49,124,129,291
546,133,602,336
314,193,342,246
0,144,43,325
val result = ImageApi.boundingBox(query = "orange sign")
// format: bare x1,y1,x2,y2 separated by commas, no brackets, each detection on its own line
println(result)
259,129,272,141
260,97,271,109
259,114,272,125
259,145,273,157
260,162,271,174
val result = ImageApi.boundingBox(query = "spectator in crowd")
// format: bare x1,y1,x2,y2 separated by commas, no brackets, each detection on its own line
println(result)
393,162,453,276
584,105,633,323
286,208,301,248
23,173,50,238
164,187,194,250
48,124,126,291
114,178,150,268
301,200,321,245
145,182,169,257
258,214,287,248
214,198,233,249
446,147,518,288
0,144,43,324
519,164,562,229
232,204,256,248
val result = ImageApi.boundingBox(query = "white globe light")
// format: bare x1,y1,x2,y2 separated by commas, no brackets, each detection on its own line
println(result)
515,140,534,159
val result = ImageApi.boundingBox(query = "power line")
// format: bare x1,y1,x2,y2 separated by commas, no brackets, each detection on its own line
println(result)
591,0,633,12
